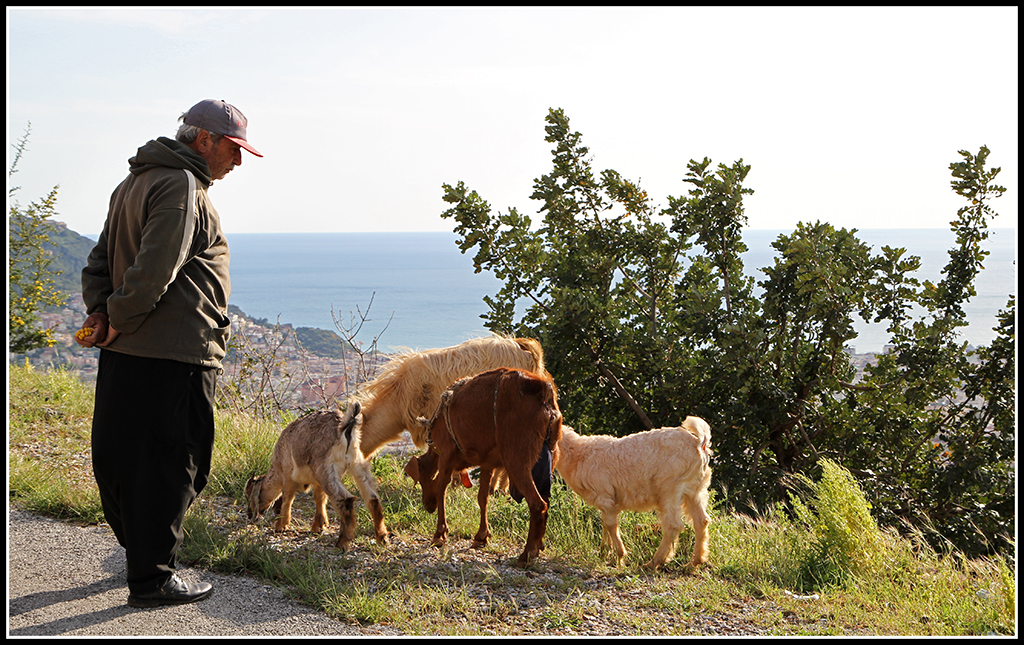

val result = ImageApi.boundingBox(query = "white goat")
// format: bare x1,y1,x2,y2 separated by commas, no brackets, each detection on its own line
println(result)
554,417,712,570
245,403,364,550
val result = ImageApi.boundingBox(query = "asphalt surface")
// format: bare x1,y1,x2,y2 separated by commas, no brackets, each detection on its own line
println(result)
7,507,403,637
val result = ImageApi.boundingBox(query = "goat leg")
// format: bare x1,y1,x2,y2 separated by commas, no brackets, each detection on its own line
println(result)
349,458,392,544
430,457,453,548
472,468,493,547
601,509,628,568
516,487,549,567
333,496,358,551
316,462,360,550
310,483,329,534
517,501,547,567
275,481,304,532
431,484,449,547
643,505,683,571
683,493,711,569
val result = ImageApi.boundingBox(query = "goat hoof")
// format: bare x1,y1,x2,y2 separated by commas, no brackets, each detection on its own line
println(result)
685,559,706,573
516,551,539,568
471,530,490,548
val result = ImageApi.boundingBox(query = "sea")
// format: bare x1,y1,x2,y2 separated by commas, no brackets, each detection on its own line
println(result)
226,229,1017,355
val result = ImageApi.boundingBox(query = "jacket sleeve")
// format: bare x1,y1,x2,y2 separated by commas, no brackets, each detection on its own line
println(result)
105,171,198,334
81,220,113,316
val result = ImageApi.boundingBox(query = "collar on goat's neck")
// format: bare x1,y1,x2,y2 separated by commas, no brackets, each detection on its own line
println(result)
443,393,466,455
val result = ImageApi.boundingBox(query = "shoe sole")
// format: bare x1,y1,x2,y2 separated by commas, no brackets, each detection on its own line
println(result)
127,588,213,608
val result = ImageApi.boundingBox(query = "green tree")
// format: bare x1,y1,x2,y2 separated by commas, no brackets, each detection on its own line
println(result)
442,109,1014,557
443,108,697,434
9,125,67,354
837,146,1015,555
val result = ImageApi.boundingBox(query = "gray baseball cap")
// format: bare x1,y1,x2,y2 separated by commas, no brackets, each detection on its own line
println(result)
183,99,263,157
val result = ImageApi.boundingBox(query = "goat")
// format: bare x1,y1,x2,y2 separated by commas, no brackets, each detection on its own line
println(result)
554,417,712,571
245,403,363,550
404,368,562,567
341,335,547,544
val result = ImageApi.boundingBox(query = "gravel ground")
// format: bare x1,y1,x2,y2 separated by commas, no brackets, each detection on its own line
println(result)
7,507,402,637
8,506,789,638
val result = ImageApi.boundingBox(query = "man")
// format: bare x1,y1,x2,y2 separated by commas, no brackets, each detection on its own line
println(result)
76,99,262,608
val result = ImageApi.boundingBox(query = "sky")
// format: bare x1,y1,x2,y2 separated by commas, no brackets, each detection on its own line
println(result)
6,6,1019,237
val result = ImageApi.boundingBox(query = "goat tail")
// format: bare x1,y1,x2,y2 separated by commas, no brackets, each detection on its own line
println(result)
681,416,712,470
513,337,546,374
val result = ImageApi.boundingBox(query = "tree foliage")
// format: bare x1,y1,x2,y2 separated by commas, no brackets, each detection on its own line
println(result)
9,125,68,354
442,108,1014,557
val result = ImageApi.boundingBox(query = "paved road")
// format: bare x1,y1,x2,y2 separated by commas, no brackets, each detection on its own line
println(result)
7,508,402,637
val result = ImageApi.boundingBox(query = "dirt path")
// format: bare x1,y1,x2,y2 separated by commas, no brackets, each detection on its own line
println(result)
6,507,401,637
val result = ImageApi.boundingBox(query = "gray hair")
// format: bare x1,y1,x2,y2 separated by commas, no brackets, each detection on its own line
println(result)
176,113,223,145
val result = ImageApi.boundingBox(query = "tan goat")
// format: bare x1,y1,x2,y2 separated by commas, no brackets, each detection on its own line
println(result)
245,403,364,550
554,417,713,571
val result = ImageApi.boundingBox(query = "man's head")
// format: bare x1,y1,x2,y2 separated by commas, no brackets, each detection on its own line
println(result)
177,99,262,181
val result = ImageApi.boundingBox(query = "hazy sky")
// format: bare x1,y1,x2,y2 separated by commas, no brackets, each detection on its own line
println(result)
6,6,1019,236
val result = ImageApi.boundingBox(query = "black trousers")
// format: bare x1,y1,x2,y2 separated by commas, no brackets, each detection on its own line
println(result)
91,350,216,594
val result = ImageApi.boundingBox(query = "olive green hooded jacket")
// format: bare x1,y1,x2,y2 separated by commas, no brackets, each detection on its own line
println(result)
81,137,231,369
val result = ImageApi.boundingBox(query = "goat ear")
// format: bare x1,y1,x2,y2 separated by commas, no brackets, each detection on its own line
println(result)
404,457,420,483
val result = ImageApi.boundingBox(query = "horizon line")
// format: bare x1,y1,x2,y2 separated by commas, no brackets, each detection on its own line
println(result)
76,226,1018,237
224,226,1019,234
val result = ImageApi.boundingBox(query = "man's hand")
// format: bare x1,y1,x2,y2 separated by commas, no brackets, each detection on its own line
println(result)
74,313,120,348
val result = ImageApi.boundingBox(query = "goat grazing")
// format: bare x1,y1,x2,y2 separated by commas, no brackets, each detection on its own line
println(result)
405,368,562,567
554,417,712,570
245,404,363,550
342,335,547,544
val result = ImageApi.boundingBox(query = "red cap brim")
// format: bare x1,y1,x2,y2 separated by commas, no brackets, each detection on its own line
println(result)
225,135,263,157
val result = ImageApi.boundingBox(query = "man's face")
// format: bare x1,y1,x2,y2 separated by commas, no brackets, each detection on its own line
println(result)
194,130,242,181
205,136,242,181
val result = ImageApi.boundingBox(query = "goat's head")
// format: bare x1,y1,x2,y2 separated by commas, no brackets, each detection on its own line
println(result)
405,449,441,513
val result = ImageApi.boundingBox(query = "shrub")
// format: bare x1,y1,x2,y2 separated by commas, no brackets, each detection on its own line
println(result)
789,458,883,591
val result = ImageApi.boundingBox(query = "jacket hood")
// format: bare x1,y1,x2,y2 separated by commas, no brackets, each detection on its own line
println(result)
129,137,213,187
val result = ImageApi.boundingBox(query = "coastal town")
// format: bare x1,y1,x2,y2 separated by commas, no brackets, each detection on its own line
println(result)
19,301,900,415
19,301,392,413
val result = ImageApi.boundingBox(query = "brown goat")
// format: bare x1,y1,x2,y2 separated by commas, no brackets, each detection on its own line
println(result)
342,335,547,544
245,404,362,550
405,368,562,567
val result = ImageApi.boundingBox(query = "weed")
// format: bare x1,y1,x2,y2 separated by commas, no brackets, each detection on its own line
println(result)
789,458,884,591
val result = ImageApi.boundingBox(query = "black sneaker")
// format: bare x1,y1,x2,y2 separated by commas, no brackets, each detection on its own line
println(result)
127,574,213,608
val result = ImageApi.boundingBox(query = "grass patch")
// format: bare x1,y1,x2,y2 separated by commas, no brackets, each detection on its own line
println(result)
7,362,1016,636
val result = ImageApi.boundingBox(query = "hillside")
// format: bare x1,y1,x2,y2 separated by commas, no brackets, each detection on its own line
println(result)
24,224,352,363
41,221,97,295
